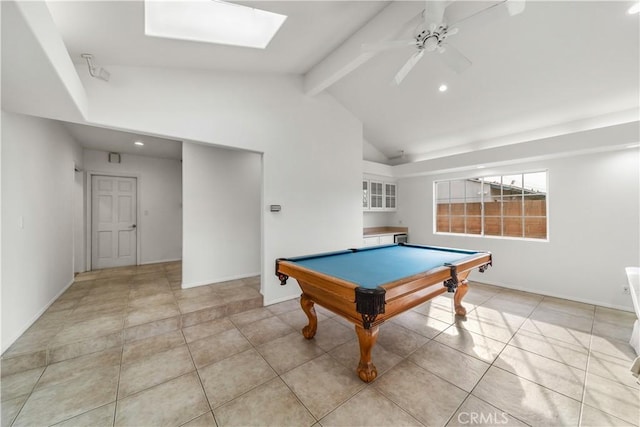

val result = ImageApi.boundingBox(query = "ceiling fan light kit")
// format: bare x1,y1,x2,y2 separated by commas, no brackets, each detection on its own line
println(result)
415,25,456,53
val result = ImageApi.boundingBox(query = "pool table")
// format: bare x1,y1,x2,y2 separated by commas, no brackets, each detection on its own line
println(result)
275,243,492,382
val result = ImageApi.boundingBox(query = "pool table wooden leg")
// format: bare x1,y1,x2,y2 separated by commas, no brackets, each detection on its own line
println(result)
454,279,469,316
300,293,318,339
355,325,379,382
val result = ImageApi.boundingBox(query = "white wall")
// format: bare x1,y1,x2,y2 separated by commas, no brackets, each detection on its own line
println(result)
77,67,362,304
182,142,261,286
398,148,640,310
83,149,182,265
363,212,397,228
1,111,83,352
363,138,389,164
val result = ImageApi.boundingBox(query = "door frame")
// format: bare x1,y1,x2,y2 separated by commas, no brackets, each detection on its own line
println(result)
86,171,142,271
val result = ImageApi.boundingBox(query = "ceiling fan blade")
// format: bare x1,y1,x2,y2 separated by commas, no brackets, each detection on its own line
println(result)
446,0,526,27
424,1,447,29
393,50,425,85
438,43,472,73
362,39,415,53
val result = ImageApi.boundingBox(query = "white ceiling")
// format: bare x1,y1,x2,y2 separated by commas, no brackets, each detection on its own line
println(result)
46,1,389,74
329,1,640,162
62,122,182,160
44,1,639,164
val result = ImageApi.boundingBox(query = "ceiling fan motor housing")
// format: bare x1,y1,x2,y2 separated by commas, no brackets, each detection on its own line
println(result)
415,25,451,52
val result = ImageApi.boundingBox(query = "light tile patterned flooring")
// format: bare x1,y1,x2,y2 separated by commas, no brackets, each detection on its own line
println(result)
1,261,639,426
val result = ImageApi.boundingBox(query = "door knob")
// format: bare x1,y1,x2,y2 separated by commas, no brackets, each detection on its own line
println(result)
131,224,137,229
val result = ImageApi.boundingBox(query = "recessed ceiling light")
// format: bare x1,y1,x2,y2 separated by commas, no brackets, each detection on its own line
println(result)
144,0,287,49
477,165,486,169
134,141,144,146
438,84,448,92
628,2,640,14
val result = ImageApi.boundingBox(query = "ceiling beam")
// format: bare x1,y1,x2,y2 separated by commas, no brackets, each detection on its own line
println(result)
303,1,424,96
1,0,88,122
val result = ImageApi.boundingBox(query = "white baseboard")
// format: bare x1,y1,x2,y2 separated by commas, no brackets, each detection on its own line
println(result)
181,272,260,289
74,258,182,274
2,276,75,354
472,279,634,313
140,258,182,265
263,294,300,306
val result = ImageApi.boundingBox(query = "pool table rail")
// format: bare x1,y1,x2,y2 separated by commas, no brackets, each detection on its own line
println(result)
275,250,492,325
276,260,363,324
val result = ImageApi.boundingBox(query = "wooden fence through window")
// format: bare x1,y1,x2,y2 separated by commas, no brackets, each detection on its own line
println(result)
436,200,547,239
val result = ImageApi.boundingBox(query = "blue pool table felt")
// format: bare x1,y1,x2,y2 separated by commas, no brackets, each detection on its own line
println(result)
288,245,479,289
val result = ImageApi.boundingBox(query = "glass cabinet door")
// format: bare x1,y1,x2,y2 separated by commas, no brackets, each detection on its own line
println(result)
362,180,369,209
370,181,383,209
385,183,396,209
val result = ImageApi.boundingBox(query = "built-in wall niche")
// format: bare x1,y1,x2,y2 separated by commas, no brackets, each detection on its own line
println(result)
362,178,396,212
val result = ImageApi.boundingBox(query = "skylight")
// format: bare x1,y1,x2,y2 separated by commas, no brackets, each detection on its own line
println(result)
144,0,287,49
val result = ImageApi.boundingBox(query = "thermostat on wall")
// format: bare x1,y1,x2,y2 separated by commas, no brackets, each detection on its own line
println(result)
270,205,281,212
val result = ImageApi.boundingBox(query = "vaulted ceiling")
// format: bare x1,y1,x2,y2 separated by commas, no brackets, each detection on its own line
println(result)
9,1,640,163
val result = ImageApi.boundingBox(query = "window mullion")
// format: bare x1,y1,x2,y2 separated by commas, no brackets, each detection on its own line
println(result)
521,173,525,237
481,178,485,237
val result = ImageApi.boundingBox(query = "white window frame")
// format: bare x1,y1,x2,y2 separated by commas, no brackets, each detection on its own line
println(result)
434,171,549,241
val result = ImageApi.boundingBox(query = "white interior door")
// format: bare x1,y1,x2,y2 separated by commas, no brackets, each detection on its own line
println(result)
91,175,137,269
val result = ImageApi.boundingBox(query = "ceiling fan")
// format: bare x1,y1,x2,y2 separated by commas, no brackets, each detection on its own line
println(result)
364,0,526,85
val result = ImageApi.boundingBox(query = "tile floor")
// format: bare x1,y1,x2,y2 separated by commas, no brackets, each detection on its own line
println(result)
1,262,639,426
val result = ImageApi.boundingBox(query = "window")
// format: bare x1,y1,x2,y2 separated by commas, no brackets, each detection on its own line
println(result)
145,0,287,49
435,172,547,240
